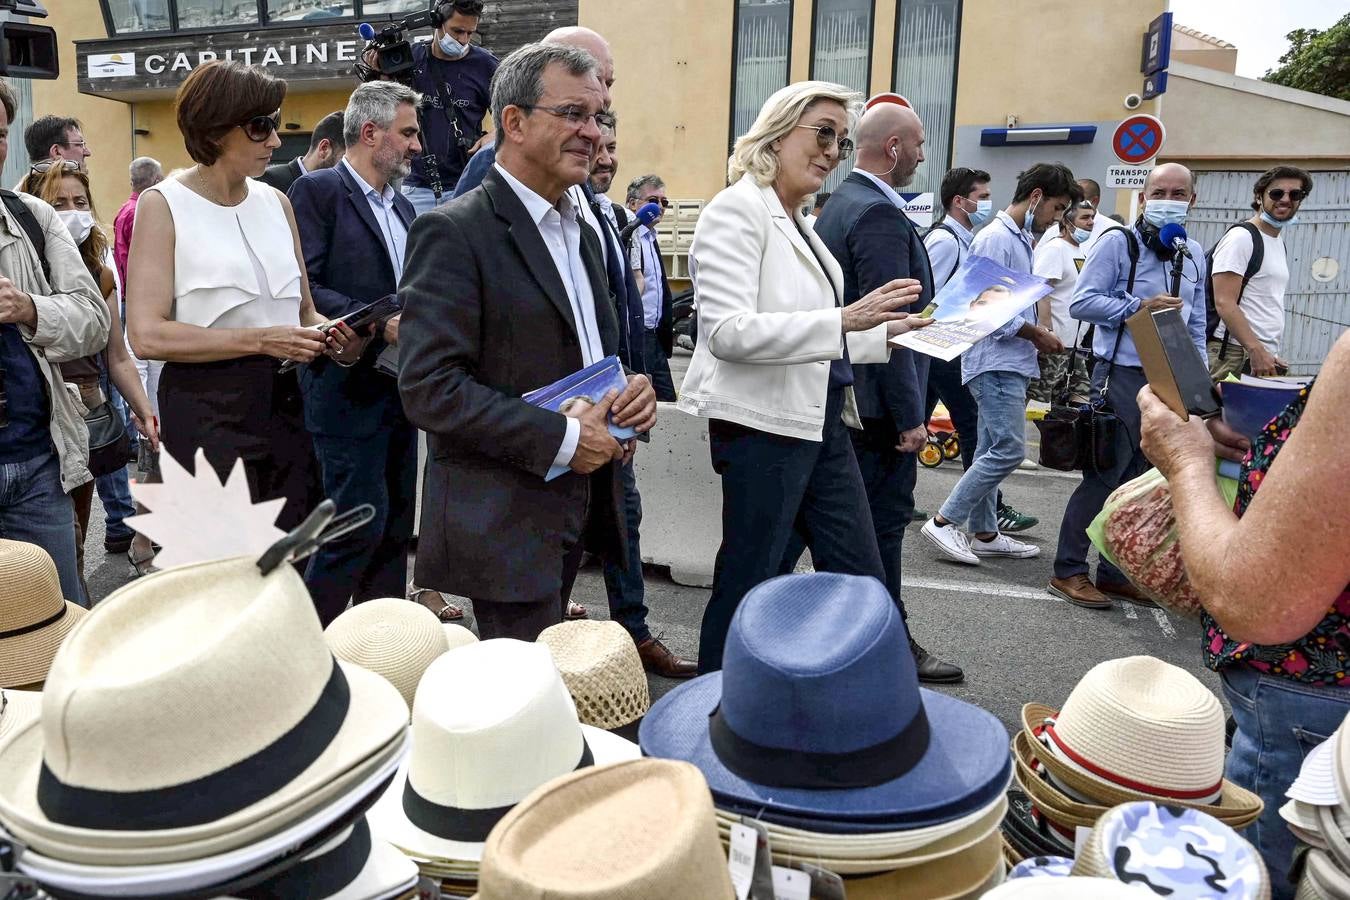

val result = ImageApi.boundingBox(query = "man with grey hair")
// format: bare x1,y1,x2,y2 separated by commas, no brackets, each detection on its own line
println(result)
399,42,656,642
113,157,161,296
287,80,422,624
624,173,675,401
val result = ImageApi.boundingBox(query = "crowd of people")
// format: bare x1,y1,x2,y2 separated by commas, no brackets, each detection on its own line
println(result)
0,0,1346,897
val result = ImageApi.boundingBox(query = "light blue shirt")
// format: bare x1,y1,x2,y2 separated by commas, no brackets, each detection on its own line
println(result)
341,159,407,282
922,216,973,290
1071,224,1208,368
960,210,1039,384
636,225,662,330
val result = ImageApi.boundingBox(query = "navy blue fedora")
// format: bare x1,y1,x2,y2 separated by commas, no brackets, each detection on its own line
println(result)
639,573,1009,827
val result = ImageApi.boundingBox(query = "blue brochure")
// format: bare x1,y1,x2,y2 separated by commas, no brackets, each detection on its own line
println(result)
524,356,635,481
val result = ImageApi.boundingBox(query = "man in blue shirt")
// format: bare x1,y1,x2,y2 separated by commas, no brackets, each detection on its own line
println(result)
922,163,1073,566
624,174,675,401
1049,162,1206,609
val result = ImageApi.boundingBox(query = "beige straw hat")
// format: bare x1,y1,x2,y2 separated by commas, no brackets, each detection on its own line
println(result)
0,540,87,688
1019,656,1262,819
0,556,409,866
325,598,451,710
443,623,478,651
0,688,41,745
839,821,1004,900
473,758,735,900
538,620,649,732
1297,848,1350,900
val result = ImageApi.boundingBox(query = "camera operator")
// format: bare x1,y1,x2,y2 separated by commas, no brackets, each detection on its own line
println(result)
368,0,497,216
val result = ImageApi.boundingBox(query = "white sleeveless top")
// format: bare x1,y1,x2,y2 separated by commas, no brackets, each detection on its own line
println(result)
149,176,303,329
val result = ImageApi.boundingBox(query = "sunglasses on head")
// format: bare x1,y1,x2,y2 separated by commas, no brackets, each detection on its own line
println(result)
1266,188,1307,203
239,113,281,143
29,159,81,175
795,123,854,160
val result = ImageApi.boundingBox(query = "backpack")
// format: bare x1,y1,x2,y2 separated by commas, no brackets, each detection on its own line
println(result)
0,188,50,283
1203,221,1263,349
924,221,963,284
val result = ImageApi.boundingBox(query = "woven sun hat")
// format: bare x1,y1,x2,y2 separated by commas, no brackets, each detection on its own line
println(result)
640,573,1010,829
1072,801,1270,899
0,688,41,745
0,540,87,689
472,758,734,900
981,876,1144,898
1297,848,1350,900
368,638,640,864
443,623,478,651
1001,789,1075,863
221,818,419,900
325,598,451,710
1020,656,1263,820
538,620,650,735
837,821,1005,900
0,556,409,866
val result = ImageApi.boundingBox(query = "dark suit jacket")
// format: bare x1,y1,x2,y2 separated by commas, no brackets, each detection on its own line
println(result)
814,171,933,435
289,165,415,437
258,157,304,193
399,167,625,603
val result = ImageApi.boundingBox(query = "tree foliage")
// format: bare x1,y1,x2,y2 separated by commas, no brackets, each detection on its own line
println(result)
1262,12,1350,101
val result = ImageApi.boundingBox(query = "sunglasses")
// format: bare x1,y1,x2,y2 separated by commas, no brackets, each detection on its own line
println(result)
795,123,854,160
29,159,81,175
641,197,670,209
239,113,281,143
1266,188,1307,203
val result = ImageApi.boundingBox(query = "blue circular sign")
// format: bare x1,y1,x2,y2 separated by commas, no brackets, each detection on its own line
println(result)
1112,115,1165,164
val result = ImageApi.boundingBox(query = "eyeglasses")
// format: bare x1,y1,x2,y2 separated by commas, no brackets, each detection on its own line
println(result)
58,140,89,152
517,104,617,131
29,159,81,175
795,124,854,160
239,113,281,143
1267,188,1307,203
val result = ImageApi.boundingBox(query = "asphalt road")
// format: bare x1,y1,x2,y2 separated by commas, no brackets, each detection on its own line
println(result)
82,348,1218,738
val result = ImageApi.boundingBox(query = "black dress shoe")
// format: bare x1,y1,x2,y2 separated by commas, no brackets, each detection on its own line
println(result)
911,640,964,684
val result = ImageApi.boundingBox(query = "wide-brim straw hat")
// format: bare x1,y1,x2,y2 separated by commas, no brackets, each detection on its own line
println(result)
369,639,639,864
1001,785,1076,863
1019,702,1263,823
0,689,41,744
982,876,1148,898
472,759,735,899
1072,801,1270,899
1297,848,1350,900
538,620,649,733
325,598,451,710
0,540,87,688
223,818,419,900
0,556,409,865
837,822,1004,900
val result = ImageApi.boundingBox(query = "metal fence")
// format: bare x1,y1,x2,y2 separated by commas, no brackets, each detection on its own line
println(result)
1189,169,1349,375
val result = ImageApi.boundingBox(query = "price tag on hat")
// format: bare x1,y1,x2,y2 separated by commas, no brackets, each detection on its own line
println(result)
728,823,757,900
797,863,847,900
770,866,811,900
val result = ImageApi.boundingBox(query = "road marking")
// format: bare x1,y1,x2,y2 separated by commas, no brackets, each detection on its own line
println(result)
907,576,1059,602
1123,604,1138,620
1153,607,1177,639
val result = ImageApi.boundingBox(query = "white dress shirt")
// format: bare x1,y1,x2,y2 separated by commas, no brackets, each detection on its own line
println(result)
494,163,605,473
594,192,620,230
635,225,663,330
854,168,907,210
341,158,407,281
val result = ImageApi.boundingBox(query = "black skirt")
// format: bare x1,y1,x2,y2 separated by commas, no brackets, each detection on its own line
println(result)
158,355,320,532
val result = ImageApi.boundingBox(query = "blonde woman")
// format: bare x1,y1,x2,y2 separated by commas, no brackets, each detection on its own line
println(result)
677,82,930,672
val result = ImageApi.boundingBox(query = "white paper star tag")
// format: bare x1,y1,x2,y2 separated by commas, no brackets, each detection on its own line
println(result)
127,449,288,571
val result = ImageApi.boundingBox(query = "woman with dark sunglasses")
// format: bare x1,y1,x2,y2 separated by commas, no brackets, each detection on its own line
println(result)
126,61,363,532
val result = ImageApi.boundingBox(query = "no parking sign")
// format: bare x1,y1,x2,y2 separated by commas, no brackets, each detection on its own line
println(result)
1111,114,1165,165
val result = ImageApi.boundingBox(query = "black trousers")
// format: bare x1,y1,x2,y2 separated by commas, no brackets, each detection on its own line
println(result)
924,356,979,470
850,419,918,620
643,329,676,401
699,388,887,673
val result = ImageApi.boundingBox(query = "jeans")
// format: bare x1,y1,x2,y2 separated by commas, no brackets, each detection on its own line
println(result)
0,451,86,606
94,381,136,543
601,459,652,643
401,184,453,217
938,371,1029,534
642,329,676,401
1221,665,1350,900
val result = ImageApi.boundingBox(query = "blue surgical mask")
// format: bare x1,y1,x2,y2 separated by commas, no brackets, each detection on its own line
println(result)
1072,226,1092,244
1022,197,1040,233
1142,199,1189,228
968,199,992,227
1259,211,1298,230
438,32,469,58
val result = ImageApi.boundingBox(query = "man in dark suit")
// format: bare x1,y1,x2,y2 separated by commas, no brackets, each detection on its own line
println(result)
814,102,963,683
624,174,676,401
260,110,345,193
288,84,420,626
399,42,657,642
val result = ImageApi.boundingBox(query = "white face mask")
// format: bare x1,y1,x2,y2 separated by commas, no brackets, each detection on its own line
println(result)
58,209,95,245
438,32,469,58
1072,226,1092,244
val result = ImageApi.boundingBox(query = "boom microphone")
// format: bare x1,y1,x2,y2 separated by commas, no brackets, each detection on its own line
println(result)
1159,222,1191,258
619,202,663,242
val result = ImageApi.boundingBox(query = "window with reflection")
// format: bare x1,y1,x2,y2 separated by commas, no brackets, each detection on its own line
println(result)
811,0,872,192
175,0,260,29
103,0,172,33
360,0,427,16
730,0,792,147
894,0,961,195
265,0,355,23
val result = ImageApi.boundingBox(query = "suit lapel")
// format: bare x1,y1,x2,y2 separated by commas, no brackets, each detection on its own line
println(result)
578,219,619,355
758,183,843,304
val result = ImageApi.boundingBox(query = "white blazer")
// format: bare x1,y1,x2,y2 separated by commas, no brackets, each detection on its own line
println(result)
676,174,890,441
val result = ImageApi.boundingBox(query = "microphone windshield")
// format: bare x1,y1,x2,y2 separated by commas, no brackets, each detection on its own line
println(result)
636,202,662,227
1159,222,1188,247
358,22,376,40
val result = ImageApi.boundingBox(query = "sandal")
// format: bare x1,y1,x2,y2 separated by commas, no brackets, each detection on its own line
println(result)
565,600,588,620
408,583,464,622
127,545,157,579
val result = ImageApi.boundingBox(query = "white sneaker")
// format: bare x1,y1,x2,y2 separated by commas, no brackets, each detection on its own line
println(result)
921,519,980,565
970,533,1041,559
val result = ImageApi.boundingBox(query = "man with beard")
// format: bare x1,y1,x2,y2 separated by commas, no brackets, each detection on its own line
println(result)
288,81,422,624
811,102,963,684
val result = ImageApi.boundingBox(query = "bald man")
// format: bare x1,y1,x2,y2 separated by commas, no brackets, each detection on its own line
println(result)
812,103,963,684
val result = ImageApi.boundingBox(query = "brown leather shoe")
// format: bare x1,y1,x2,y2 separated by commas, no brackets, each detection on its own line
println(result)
1047,574,1112,610
636,636,698,679
1097,578,1159,608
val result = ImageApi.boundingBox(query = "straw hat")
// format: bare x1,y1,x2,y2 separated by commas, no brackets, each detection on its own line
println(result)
443,623,478,651
538,620,649,733
0,556,409,865
1072,801,1270,899
0,688,41,744
981,876,1145,898
223,818,418,900
325,598,451,710
1019,656,1262,819
368,639,640,863
473,758,735,900
0,540,87,688
840,823,1004,900
1298,848,1350,900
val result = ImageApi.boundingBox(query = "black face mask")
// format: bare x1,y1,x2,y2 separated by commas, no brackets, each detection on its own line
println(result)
1134,216,1172,260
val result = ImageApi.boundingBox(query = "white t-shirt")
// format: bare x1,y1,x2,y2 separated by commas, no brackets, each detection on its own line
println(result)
1032,236,1086,347
1211,225,1289,354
